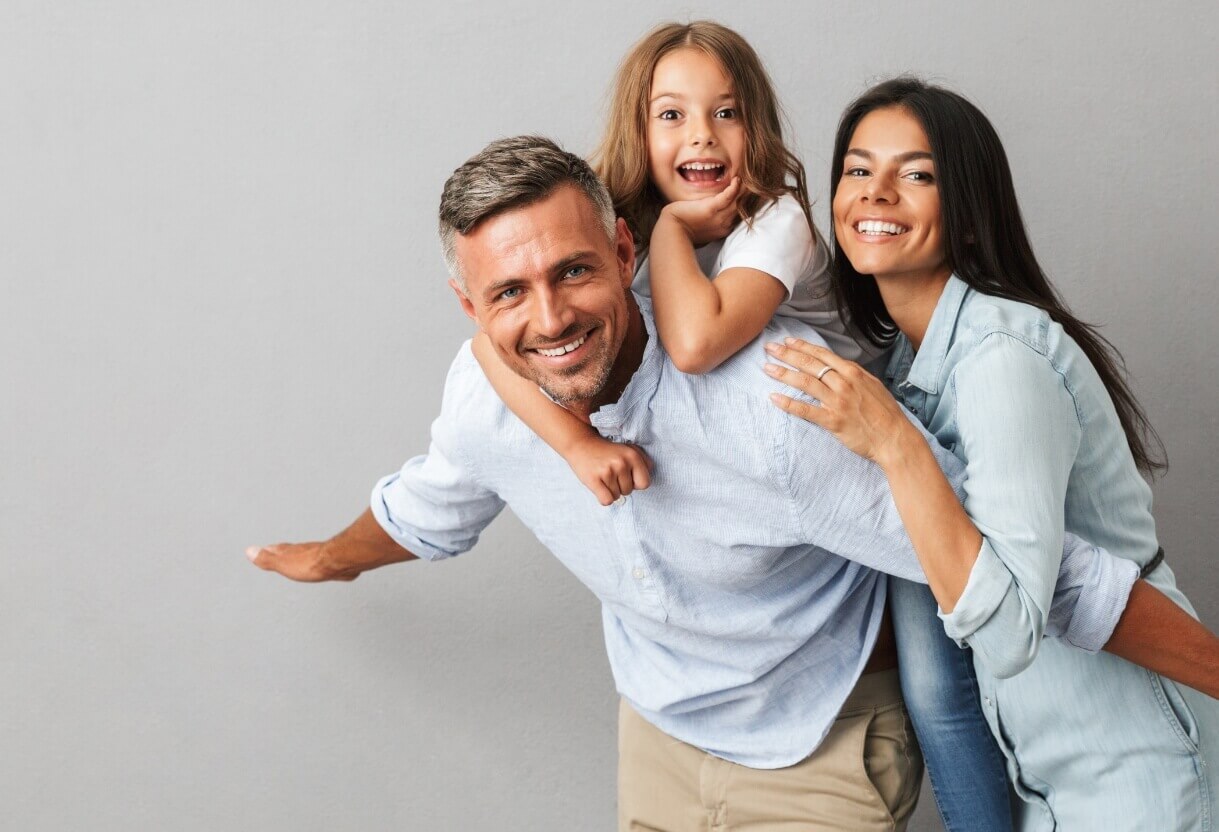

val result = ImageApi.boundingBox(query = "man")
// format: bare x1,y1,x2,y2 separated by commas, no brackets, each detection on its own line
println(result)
247,136,1161,830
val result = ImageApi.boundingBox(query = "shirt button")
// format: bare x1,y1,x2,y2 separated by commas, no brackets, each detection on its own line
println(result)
984,697,993,707
632,567,645,581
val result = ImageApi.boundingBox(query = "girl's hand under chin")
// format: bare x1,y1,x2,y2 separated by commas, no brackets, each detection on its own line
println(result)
660,177,741,246
763,337,917,469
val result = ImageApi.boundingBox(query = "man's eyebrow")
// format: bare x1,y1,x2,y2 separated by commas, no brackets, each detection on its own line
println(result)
482,251,601,299
844,148,934,164
551,251,599,274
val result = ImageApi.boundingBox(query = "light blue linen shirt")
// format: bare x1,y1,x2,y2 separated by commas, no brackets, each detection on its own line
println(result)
371,297,1133,769
884,276,1218,829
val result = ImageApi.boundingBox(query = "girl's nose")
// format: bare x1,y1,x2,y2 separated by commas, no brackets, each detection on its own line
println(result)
688,118,716,147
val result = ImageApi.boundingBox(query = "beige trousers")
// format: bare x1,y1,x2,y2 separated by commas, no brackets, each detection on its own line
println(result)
618,670,922,832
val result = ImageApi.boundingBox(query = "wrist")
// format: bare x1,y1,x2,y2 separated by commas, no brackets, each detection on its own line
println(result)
875,420,931,474
656,207,693,240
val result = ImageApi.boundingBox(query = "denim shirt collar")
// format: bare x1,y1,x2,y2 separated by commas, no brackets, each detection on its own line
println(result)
884,275,970,395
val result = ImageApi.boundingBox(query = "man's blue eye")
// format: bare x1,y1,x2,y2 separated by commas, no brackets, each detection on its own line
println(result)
564,266,588,279
499,287,522,300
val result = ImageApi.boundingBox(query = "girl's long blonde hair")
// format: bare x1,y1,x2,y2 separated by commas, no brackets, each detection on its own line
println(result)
593,21,814,255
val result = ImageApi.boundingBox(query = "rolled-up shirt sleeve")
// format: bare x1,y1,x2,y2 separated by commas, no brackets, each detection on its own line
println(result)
937,333,1119,677
781,339,1138,674
370,348,505,561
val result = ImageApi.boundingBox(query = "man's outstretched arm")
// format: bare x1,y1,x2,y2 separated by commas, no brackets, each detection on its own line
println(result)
246,508,417,582
1104,580,1219,699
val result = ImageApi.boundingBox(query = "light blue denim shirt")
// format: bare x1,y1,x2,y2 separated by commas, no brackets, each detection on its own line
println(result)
884,275,1218,829
371,297,1133,769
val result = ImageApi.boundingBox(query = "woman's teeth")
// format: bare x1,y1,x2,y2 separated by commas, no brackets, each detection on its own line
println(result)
537,334,587,357
855,220,908,236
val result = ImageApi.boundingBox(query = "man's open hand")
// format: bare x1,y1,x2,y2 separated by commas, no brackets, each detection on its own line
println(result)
246,509,417,583
246,542,362,582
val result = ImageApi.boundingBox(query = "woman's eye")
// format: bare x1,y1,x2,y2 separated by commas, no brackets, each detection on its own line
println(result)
906,170,935,183
843,167,869,178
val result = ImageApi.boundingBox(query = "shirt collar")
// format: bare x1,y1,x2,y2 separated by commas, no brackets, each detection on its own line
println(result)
884,275,970,395
589,294,661,432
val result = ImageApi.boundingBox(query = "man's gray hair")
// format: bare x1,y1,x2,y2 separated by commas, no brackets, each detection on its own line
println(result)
438,135,618,285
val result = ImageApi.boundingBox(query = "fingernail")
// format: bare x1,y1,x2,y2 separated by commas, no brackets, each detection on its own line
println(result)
763,363,779,375
784,337,797,345
764,342,780,353
769,393,785,404
245,546,260,561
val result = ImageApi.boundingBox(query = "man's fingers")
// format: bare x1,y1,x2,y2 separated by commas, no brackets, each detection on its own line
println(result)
246,545,272,569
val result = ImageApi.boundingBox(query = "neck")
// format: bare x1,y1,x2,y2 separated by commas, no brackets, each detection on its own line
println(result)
568,294,648,423
874,270,952,351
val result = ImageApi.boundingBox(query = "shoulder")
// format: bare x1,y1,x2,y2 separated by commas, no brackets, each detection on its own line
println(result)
436,342,521,441
955,290,1053,356
740,193,812,239
688,313,829,405
948,300,1082,426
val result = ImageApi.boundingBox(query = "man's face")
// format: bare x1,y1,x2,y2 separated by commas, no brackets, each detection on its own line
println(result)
452,185,637,414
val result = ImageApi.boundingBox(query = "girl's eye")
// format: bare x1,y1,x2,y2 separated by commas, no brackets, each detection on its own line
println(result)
843,167,870,178
905,170,935,183
715,108,737,119
657,109,681,121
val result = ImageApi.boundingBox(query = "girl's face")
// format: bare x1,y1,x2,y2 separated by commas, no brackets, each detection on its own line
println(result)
833,106,950,286
646,48,745,205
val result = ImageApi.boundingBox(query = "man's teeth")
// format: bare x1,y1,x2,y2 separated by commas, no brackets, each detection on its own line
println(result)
537,335,587,357
856,220,908,236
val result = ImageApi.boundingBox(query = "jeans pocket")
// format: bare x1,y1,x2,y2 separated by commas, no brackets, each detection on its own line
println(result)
1153,672,1201,753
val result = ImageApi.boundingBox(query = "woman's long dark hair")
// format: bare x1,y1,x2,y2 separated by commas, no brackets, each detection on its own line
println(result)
830,77,1166,476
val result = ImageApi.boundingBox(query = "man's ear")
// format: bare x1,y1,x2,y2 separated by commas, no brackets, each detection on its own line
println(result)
449,278,479,323
615,217,635,289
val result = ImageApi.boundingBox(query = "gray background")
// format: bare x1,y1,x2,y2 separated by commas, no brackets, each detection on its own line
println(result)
3,1,1216,829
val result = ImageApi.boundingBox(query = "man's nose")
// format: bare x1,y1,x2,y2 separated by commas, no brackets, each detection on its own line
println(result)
533,288,575,337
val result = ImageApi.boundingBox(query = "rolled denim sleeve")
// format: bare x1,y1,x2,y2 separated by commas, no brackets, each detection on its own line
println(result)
938,333,1084,677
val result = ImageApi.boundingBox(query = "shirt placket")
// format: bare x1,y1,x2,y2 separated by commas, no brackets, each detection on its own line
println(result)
598,419,667,619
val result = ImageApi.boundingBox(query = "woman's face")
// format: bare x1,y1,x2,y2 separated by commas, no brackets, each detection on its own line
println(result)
832,106,950,286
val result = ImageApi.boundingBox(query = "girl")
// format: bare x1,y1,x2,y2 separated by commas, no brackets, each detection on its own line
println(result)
473,21,1019,830
767,77,1219,829
472,21,862,507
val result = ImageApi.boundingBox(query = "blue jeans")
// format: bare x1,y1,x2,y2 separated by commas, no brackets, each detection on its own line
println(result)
889,577,1013,832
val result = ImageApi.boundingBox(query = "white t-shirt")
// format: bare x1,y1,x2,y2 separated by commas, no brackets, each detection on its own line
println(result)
632,193,869,361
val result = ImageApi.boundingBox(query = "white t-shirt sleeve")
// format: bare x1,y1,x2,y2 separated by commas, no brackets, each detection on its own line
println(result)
716,195,815,299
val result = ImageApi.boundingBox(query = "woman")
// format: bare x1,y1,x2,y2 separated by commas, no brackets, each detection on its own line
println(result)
765,77,1219,829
